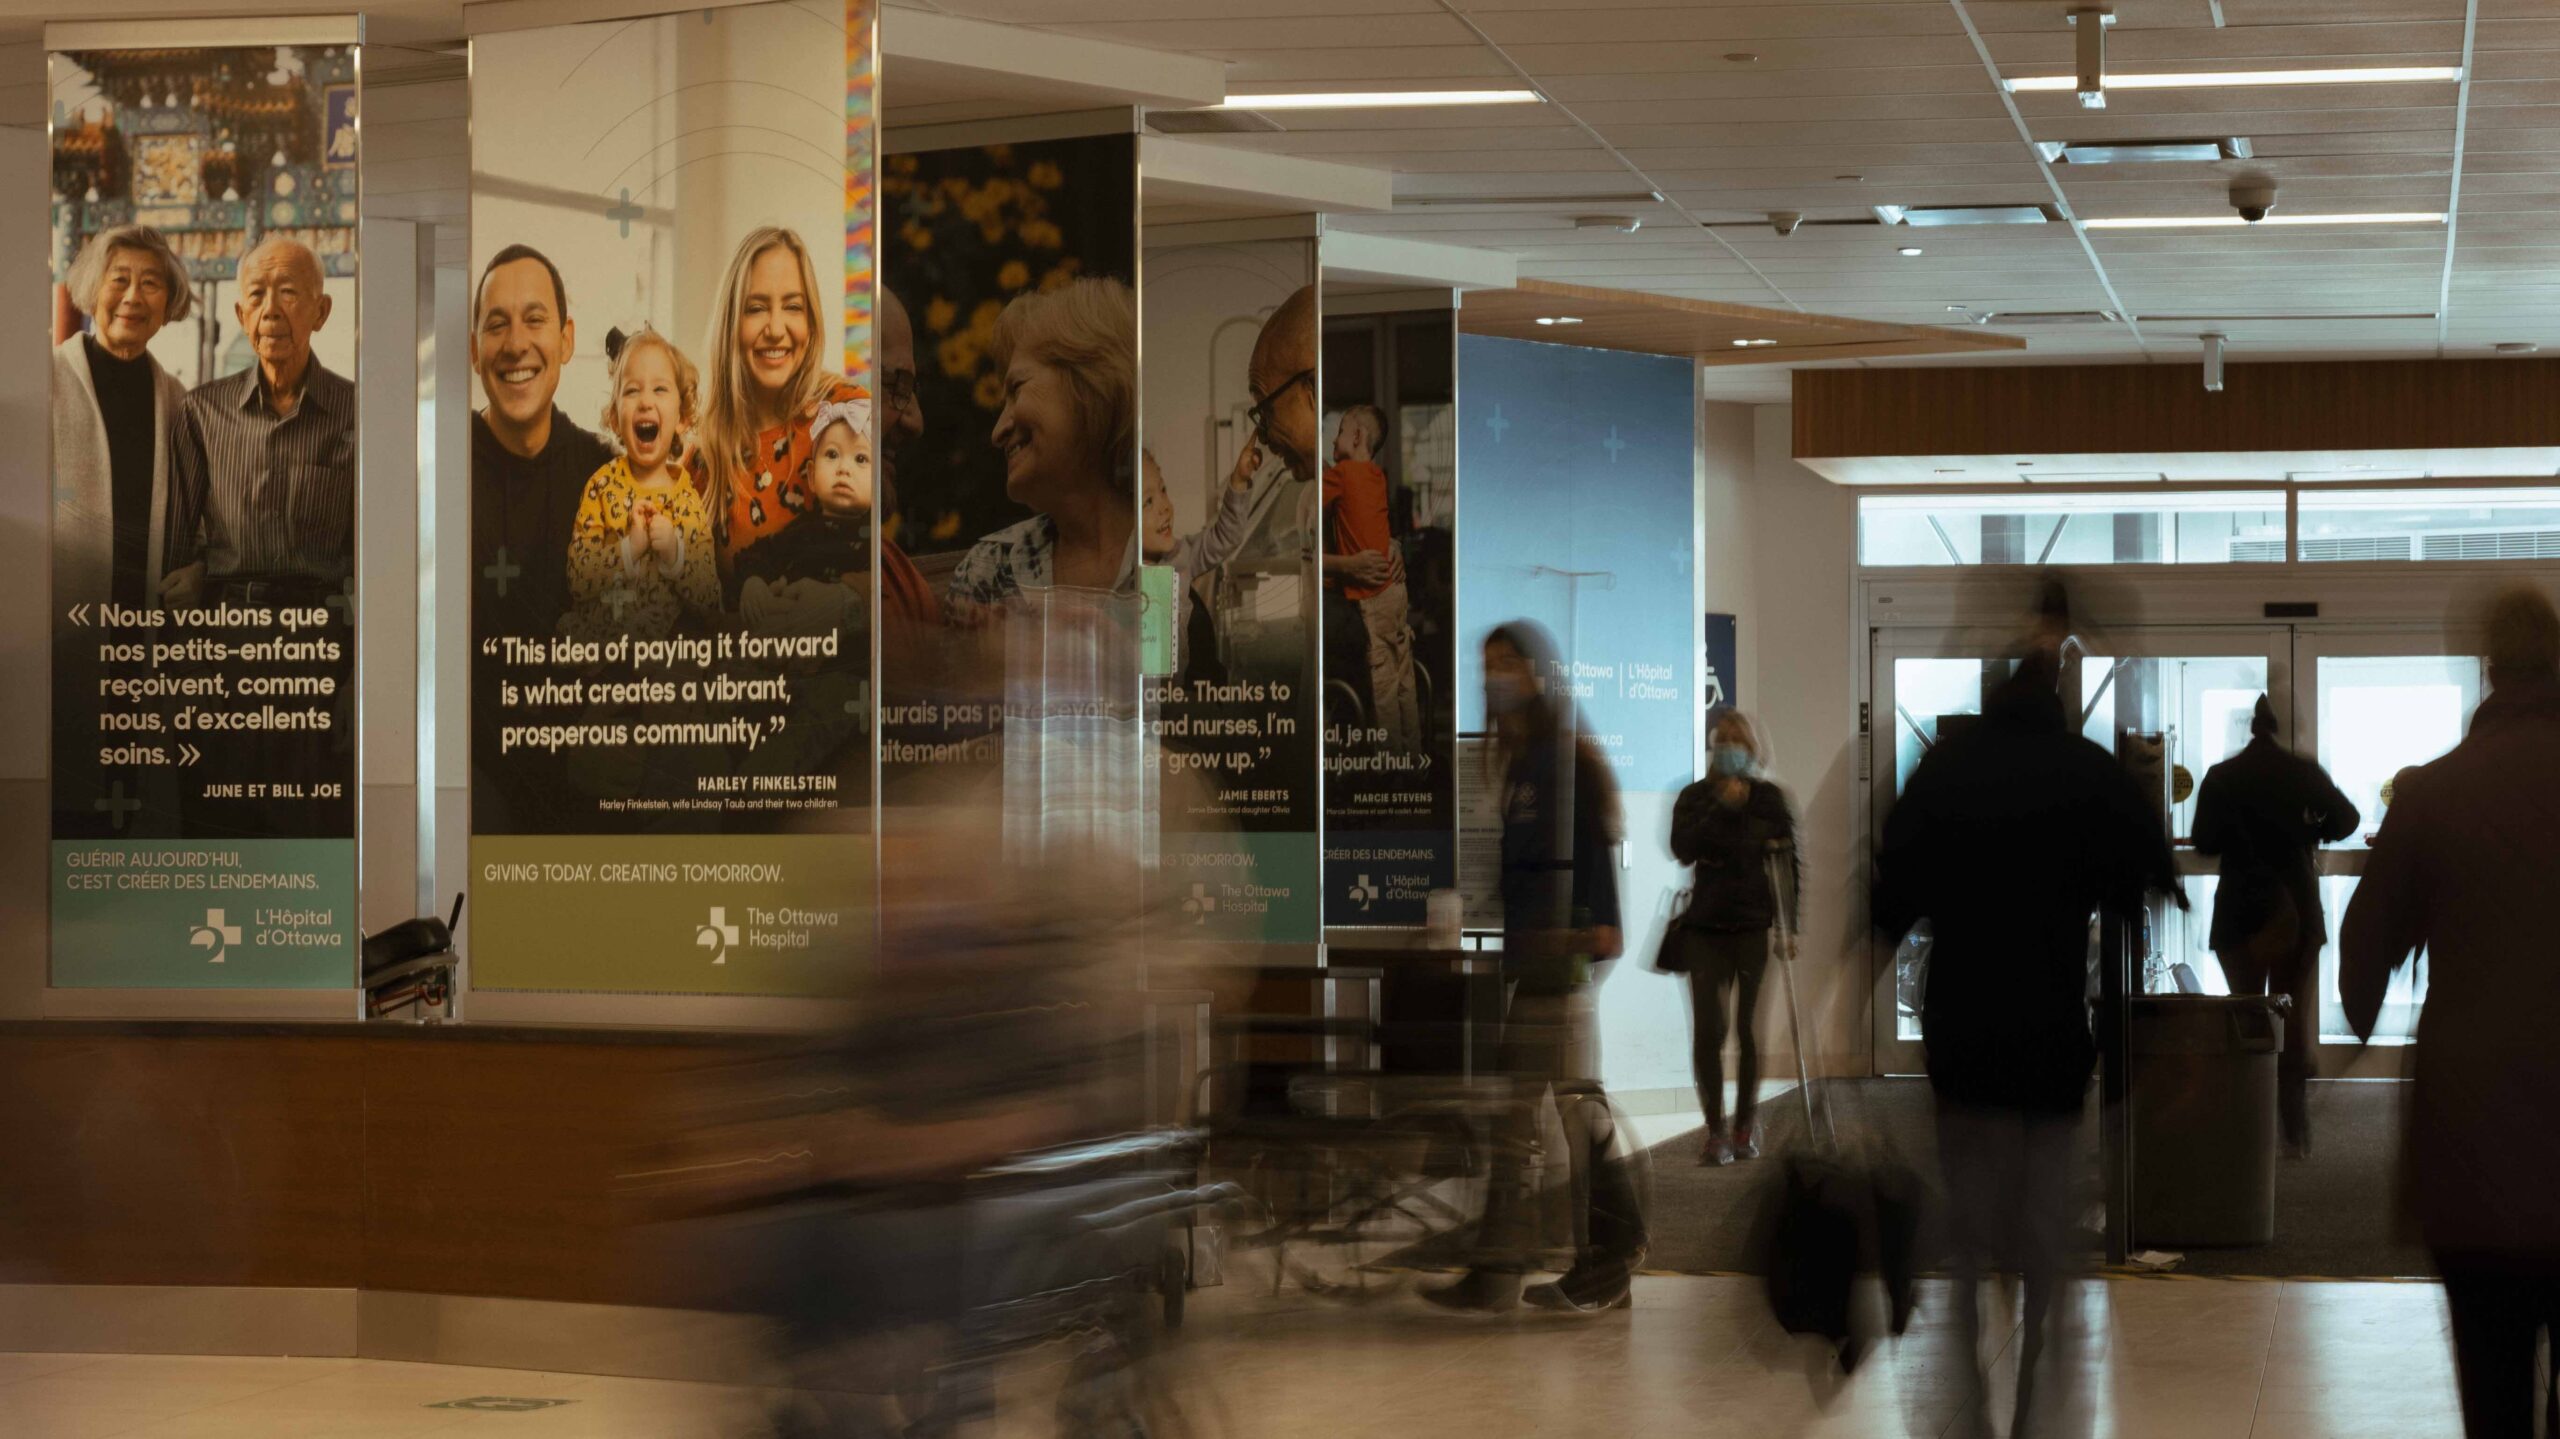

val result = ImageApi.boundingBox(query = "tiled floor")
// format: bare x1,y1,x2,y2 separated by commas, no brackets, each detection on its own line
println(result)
0,1274,2462,1438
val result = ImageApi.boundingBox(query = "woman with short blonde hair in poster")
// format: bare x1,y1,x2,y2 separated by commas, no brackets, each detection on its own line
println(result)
944,275,1138,622
698,225,865,595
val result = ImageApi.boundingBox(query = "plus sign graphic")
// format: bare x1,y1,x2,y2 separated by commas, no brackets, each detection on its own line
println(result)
190,909,242,962
606,189,642,238
483,547,522,597
1602,426,1628,463
94,780,142,832
1349,875,1380,911
601,584,636,620
844,679,872,734
1486,404,1510,444
326,573,356,626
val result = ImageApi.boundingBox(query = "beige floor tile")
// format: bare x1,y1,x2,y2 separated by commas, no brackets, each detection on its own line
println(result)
0,1407,171,1439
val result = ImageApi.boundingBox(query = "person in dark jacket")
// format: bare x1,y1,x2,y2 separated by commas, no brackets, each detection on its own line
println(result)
2342,585,2560,1439
1874,644,2181,1434
1663,709,1800,1165
2191,694,2359,1156
1424,620,1645,1315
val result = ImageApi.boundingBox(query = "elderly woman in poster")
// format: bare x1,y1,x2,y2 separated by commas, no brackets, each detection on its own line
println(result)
52,224,193,610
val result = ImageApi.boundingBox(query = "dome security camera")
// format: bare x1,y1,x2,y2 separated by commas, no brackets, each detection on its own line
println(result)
1769,211,1804,237
2230,180,2278,224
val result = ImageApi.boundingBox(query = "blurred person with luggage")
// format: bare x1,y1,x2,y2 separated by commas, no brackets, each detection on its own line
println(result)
1873,584,2182,1435
1423,620,1647,1314
2191,693,2359,1157
1662,707,1800,1166
2342,584,2560,1439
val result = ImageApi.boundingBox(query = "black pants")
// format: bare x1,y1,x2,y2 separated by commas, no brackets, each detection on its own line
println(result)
1684,927,1770,1131
2217,890,2318,1146
2438,1256,2560,1439
1474,989,1646,1272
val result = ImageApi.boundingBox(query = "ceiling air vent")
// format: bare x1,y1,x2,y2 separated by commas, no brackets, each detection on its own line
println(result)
2424,530,2560,562
1875,204,2057,227
1147,108,1284,135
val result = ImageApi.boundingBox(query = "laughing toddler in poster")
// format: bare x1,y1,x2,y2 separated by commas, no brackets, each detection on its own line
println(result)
562,327,720,642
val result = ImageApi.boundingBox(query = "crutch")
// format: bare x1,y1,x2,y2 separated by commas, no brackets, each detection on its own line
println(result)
1767,841,1833,1149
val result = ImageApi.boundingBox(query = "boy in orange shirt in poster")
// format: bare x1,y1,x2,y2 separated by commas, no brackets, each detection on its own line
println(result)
1323,404,1420,755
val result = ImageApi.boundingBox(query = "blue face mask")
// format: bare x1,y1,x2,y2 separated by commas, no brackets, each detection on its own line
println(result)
1711,744,1754,778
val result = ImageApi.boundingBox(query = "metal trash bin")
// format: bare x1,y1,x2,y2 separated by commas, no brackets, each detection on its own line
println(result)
2129,995,2283,1247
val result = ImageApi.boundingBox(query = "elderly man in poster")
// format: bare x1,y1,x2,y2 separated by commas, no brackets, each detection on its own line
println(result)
162,234,355,608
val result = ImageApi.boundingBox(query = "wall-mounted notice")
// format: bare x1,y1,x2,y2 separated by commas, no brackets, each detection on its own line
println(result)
49,41,363,988
1142,238,1322,944
874,132,1144,869
1457,335,1697,795
467,0,878,995
1319,309,1457,927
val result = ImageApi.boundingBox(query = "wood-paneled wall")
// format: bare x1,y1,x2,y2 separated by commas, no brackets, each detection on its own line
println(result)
0,1026,737,1308
1794,359,2560,461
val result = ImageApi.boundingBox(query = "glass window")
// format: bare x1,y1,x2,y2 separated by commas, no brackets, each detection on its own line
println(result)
2296,487,2560,562
1858,491,2285,567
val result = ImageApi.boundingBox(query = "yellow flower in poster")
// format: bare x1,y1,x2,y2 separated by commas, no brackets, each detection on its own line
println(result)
1028,160,1063,190
1040,258,1083,291
974,371,1004,411
927,297,957,335
1020,219,1062,251
998,260,1030,292
930,511,962,542
969,299,1003,336
901,222,933,253
884,512,903,542
888,153,919,176
979,221,1005,244
939,333,979,379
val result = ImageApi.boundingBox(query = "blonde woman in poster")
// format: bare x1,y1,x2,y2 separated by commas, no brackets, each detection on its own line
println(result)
696,225,866,610
944,276,1139,621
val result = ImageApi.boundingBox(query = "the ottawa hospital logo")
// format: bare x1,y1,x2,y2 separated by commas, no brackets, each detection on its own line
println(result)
1182,884,1215,925
1349,875,1381,912
696,907,740,964
189,909,242,963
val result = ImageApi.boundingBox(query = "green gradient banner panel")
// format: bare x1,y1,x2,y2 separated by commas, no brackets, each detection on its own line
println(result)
53,840,357,988
470,834,873,995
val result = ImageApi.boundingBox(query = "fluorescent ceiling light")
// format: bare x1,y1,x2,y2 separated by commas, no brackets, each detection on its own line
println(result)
2035,137,2253,165
1731,337,1777,347
1398,190,1661,208
1214,88,1542,111
2083,212,2445,229
1534,316,1583,327
2008,66,2460,93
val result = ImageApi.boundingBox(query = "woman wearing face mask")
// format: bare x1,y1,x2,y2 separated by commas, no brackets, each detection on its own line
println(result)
1664,710,1801,1165
1425,621,1646,1315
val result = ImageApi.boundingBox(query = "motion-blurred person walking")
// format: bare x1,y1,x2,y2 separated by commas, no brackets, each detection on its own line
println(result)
1662,708,1800,1166
2191,694,2359,1157
1424,620,1647,1314
1874,623,2181,1436
2342,585,2560,1439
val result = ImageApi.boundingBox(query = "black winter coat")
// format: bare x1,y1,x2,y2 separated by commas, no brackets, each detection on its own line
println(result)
1873,675,2182,1115
2191,735,2359,950
1669,776,1800,935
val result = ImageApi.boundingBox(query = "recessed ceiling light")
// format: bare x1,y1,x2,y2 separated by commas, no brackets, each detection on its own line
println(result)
1535,316,1583,327
1573,214,1642,233
1212,88,1543,110
1836,174,1865,182
1898,246,1925,256
2496,342,2540,355
2008,66,2461,93
1731,337,1778,347
1723,52,1758,63
2083,212,2445,229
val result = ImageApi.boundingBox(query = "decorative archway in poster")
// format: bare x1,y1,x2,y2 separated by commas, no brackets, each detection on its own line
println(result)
1142,233,1324,947
464,0,879,996
48,22,366,988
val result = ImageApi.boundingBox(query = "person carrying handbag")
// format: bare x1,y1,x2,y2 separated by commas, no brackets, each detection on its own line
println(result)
1661,709,1801,1165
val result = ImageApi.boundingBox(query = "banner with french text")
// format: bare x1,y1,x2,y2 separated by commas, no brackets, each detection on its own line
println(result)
1320,307,1458,927
465,0,879,995
49,40,364,987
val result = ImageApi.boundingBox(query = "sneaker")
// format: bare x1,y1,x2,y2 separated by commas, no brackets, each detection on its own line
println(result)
1700,1124,1734,1166
1523,1254,1639,1314
1730,1122,1762,1162
1419,1268,1521,1314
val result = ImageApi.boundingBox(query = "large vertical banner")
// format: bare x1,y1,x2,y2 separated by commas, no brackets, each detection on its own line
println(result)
49,41,364,988
874,134,1143,863
1319,309,1457,927
1457,336,1696,793
1141,239,1323,945
467,0,878,995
